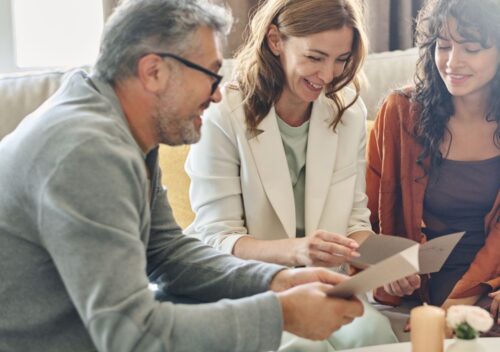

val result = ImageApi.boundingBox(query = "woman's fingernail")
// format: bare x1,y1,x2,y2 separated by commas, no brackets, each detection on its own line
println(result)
351,251,361,257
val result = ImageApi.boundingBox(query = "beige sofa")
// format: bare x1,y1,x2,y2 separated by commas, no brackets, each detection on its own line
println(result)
0,47,419,342
0,47,418,228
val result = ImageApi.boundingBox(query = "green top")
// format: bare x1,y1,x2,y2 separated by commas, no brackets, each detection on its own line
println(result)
276,116,310,238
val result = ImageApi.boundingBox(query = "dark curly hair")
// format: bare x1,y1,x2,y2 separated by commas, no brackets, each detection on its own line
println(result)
413,0,500,170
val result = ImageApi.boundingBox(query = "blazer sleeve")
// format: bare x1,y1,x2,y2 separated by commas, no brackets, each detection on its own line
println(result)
184,95,249,254
346,97,374,235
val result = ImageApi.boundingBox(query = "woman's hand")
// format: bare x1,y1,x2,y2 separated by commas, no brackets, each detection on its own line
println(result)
292,230,360,267
441,296,478,311
489,290,500,324
383,274,421,297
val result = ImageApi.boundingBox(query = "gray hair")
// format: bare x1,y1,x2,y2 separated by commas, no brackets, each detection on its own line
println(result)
94,0,232,83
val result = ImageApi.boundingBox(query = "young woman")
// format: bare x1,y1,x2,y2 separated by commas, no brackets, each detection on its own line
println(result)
185,0,398,349
366,0,500,333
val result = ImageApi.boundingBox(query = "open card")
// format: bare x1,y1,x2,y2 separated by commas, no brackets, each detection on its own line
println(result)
327,231,464,299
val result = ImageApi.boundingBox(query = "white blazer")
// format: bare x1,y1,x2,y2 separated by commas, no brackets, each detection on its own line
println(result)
184,86,372,253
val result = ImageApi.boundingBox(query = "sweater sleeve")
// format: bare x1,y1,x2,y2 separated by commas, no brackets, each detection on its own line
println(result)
38,137,284,352
365,98,386,234
366,93,410,307
147,161,286,301
366,91,412,237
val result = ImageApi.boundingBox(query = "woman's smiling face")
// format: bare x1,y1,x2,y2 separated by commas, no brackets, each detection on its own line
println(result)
269,25,354,107
435,17,499,102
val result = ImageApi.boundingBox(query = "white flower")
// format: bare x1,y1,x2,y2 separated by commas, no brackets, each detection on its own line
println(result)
464,306,494,332
446,305,494,332
446,305,467,329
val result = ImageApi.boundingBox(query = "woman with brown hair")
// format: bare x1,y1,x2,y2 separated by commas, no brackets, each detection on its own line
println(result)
366,0,500,334
185,0,398,349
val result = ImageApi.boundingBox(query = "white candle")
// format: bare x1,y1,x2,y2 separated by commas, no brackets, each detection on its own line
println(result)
411,304,445,352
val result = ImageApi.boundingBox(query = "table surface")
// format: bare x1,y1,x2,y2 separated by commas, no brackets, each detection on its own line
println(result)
343,337,500,351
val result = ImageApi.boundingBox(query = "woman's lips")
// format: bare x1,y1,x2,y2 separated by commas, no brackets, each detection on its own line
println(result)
304,78,323,92
446,73,471,84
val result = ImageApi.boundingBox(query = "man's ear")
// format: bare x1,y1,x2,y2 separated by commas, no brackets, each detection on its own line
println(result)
136,54,170,93
266,24,282,56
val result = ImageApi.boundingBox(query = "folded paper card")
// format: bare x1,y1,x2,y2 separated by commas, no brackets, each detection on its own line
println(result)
350,231,465,274
327,231,464,298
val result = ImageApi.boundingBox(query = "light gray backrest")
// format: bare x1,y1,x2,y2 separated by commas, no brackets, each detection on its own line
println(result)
0,70,67,140
0,47,418,141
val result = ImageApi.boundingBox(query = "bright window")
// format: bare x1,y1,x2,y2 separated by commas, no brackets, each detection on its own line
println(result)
8,0,103,70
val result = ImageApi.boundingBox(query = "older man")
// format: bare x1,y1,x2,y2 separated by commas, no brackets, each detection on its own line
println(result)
0,1,363,351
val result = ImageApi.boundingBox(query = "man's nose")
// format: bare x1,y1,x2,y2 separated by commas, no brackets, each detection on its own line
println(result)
210,86,222,103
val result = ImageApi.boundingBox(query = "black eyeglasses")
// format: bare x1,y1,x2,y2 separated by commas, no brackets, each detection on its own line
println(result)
153,52,223,95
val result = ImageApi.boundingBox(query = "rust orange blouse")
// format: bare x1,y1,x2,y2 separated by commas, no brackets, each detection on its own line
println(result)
366,91,500,305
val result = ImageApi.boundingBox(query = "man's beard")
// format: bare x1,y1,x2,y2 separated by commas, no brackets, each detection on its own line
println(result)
153,92,202,146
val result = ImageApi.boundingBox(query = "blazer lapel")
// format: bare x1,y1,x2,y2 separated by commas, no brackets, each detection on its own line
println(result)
305,98,338,234
247,107,296,237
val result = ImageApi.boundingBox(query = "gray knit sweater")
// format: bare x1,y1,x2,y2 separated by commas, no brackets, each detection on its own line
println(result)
0,71,284,352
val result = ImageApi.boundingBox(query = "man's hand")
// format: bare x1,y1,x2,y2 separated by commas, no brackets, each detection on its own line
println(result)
277,282,363,340
383,274,421,297
270,267,348,292
292,230,360,267
270,267,363,340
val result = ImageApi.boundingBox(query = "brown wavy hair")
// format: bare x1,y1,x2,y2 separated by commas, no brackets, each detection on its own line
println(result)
413,0,500,169
232,0,368,134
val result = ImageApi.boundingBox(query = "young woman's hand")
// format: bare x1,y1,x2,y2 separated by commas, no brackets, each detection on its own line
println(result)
383,274,421,297
292,230,360,267
489,290,500,324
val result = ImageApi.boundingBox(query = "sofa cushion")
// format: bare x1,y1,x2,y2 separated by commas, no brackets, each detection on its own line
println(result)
158,144,194,228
